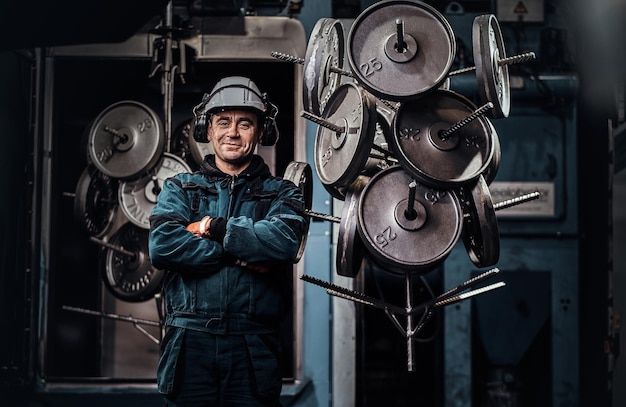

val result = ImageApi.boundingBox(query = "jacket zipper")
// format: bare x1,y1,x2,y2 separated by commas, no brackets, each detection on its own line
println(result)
226,174,237,218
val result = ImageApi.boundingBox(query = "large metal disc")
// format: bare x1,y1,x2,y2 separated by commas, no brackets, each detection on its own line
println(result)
283,161,313,263
73,165,118,238
482,120,501,185
87,100,165,179
303,18,345,116
473,14,510,119
119,153,191,229
457,175,500,267
390,89,495,188
357,165,462,273
336,175,370,277
347,0,456,101
314,82,377,191
101,222,165,302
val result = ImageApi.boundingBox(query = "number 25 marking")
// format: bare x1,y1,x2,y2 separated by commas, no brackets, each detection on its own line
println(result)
375,225,396,248
360,58,383,77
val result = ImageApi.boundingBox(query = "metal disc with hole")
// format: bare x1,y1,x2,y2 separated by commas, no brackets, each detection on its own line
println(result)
482,120,501,185
390,89,495,188
304,18,345,116
314,82,377,192
457,175,499,267
362,107,396,176
336,175,370,277
74,165,118,238
357,165,462,273
473,14,510,119
87,100,165,179
102,222,165,302
119,153,191,229
283,161,313,263
347,0,456,101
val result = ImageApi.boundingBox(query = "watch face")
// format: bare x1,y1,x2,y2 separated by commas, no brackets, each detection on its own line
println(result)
102,222,165,302
119,152,191,229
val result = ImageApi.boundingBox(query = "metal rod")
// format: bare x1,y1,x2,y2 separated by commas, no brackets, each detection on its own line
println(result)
439,102,493,140
305,209,341,223
89,236,136,258
300,274,406,315
62,305,161,327
448,51,537,76
404,181,418,220
498,51,536,66
271,51,354,77
494,191,541,211
300,110,345,134
405,271,417,371
408,268,500,315
434,281,506,307
395,19,407,52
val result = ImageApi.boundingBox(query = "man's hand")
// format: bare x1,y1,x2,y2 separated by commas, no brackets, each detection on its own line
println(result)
186,216,211,238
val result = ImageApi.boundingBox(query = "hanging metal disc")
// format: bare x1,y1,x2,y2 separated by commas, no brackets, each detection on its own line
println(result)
361,106,396,177
87,100,165,179
283,161,313,263
303,18,345,116
457,175,500,267
347,0,456,101
390,89,495,188
314,82,377,193
482,120,501,185
473,14,510,119
119,153,191,229
102,222,165,302
73,165,118,238
188,124,215,167
357,166,462,273
170,118,199,170
336,175,370,278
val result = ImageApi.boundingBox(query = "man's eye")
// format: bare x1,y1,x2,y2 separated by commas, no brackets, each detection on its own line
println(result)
239,123,251,130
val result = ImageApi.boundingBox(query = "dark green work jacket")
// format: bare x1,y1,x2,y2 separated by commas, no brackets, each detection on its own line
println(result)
148,154,306,394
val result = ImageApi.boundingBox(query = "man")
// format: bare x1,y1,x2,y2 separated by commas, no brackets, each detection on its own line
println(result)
148,76,306,406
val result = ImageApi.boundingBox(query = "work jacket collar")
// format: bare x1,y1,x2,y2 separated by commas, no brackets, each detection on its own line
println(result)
200,154,271,182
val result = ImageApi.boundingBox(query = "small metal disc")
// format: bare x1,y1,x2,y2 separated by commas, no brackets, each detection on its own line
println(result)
314,82,377,190
336,175,370,277
283,161,313,263
73,165,118,238
357,165,462,273
87,100,165,179
457,175,500,267
170,118,199,170
390,89,494,188
119,153,191,229
101,222,165,302
347,0,456,101
473,14,510,119
303,18,345,116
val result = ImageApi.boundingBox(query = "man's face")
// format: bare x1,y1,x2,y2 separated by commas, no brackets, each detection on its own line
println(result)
207,109,261,168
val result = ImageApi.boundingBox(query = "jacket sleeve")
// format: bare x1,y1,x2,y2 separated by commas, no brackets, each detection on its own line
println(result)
148,176,225,274
223,180,306,263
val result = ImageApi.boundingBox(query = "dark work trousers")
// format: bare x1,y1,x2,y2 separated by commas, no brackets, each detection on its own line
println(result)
164,328,283,407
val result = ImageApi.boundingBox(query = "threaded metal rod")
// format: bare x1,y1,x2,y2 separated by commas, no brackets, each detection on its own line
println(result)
494,191,541,211
271,51,354,77
440,102,493,140
300,110,345,134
